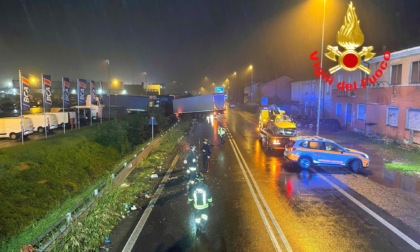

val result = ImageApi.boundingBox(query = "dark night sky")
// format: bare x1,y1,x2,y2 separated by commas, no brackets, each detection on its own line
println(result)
0,0,419,93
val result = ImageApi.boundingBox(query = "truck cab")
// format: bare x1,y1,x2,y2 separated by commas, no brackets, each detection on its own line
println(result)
258,105,297,151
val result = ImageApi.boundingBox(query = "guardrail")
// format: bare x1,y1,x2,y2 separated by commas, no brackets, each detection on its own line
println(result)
30,123,179,251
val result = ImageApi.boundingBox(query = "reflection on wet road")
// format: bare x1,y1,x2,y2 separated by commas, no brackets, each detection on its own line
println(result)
115,108,420,251
226,108,420,251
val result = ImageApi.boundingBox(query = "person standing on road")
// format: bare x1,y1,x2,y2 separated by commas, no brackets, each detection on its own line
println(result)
218,126,226,145
184,144,199,190
201,138,211,173
187,172,213,234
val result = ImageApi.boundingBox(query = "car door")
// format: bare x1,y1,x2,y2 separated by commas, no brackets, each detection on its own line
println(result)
320,141,346,166
308,141,324,164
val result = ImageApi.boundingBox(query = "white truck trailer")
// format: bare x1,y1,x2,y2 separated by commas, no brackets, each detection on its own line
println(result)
173,93,226,117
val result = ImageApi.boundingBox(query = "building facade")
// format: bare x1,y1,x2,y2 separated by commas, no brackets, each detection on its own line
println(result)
331,46,420,144
259,76,292,105
290,77,333,118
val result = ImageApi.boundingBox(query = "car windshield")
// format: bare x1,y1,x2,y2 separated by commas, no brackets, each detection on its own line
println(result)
274,114,292,122
328,141,345,151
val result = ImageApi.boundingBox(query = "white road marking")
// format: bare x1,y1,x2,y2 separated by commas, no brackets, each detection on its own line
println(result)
122,155,179,252
314,169,420,250
229,134,292,252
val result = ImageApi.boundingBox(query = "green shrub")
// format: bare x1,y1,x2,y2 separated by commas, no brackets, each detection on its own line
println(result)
0,116,188,250
95,121,131,154
125,114,148,146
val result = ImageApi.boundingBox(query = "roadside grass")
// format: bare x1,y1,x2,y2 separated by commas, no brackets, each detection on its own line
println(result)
53,122,188,251
4,181,103,251
383,147,420,173
0,125,122,250
1,120,189,251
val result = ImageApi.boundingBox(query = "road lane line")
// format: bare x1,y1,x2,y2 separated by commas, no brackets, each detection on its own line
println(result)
230,137,293,252
122,155,179,252
229,137,282,251
314,170,420,250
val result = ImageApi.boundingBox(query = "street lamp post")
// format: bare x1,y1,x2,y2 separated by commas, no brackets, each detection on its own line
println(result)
106,59,110,120
232,72,237,103
248,65,253,103
316,0,326,136
249,65,253,85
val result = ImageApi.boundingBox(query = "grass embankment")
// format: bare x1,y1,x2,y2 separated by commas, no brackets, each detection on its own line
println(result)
52,122,189,251
0,119,190,251
0,126,120,248
319,130,420,173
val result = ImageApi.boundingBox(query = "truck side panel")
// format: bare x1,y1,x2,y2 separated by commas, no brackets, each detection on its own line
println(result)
173,94,213,114
101,95,149,112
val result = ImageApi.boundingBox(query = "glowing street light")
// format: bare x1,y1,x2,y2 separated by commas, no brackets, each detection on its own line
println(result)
29,75,38,84
232,72,237,103
248,65,253,85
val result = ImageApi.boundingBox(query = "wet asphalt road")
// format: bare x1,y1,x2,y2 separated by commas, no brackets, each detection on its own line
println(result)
108,108,420,252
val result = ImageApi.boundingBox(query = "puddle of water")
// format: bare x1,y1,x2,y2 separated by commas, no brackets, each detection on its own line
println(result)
327,141,420,195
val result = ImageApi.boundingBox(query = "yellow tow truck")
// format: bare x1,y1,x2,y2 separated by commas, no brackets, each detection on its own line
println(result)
258,105,297,151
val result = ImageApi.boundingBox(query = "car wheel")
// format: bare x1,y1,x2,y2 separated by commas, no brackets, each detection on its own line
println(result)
349,159,362,173
298,157,312,169
10,133,18,140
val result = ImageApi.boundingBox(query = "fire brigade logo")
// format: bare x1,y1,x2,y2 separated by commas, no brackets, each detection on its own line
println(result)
325,2,375,74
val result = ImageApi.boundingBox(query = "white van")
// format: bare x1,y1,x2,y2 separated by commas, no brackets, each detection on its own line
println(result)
48,112,69,128
71,105,102,121
0,117,34,140
24,114,59,133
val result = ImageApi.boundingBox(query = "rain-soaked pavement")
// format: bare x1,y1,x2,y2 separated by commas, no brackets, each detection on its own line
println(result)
331,139,420,195
105,109,420,251
295,126,420,196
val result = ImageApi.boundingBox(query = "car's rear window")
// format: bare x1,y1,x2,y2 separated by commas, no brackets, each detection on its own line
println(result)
298,141,309,148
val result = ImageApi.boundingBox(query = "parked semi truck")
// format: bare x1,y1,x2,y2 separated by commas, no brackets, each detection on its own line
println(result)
258,104,297,151
173,93,225,116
